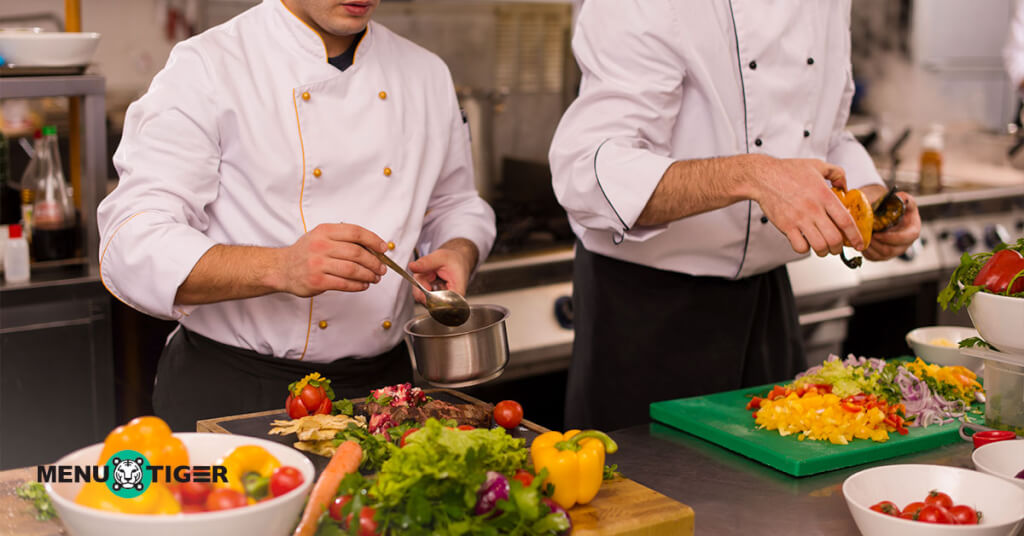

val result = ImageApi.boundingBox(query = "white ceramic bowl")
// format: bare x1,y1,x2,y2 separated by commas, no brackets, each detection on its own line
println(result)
843,464,1024,536
0,30,101,67
906,326,983,371
46,433,314,536
968,292,1024,356
972,440,1024,491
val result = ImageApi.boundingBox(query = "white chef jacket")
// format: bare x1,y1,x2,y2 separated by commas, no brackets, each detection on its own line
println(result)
1006,0,1024,93
549,0,883,279
97,0,495,362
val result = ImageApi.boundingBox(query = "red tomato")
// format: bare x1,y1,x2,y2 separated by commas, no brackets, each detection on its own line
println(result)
457,424,475,431
948,504,981,525
299,385,325,411
925,490,954,510
494,400,524,429
286,394,309,419
329,495,352,523
358,506,378,536
902,501,926,517
400,428,420,447
512,469,534,487
181,503,206,514
916,505,954,524
179,481,212,506
315,396,332,415
869,500,900,516
269,466,304,497
899,512,916,520
205,489,247,511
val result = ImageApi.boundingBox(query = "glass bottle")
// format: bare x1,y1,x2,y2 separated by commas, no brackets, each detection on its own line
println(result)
918,124,944,195
31,125,77,261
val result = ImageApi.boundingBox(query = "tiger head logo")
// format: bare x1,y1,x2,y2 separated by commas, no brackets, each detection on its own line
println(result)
111,457,145,492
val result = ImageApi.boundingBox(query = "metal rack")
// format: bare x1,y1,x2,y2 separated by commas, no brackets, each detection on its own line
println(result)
0,74,107,274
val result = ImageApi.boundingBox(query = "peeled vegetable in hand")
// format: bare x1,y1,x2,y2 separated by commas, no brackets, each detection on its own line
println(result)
474,471,510,516
285,373,335,419
831,187,874,269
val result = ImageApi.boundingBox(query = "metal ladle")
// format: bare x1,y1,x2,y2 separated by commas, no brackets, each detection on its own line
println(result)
363,247,471,327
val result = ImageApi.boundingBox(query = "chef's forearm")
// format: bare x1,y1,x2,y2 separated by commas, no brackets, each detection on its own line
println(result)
437,238,480,273
174,244,282,305
634,154,768,227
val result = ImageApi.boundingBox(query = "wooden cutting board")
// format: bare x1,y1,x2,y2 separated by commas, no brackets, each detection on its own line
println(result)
0,467,65,536
200,388,695,535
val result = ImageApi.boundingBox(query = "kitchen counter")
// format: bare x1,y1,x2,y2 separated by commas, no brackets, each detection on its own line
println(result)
609,422,975,535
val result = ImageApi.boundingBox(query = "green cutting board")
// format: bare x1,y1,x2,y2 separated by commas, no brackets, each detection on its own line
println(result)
650,382,982,477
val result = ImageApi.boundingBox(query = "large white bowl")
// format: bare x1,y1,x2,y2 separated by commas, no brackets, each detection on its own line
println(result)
968,292,1024,356
0,30,101,67
843,464,1024,536
906,326,983,372
972,440,1024,491
46,433,314,536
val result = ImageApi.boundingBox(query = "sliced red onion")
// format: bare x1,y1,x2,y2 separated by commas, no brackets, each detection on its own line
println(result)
474,471,509,516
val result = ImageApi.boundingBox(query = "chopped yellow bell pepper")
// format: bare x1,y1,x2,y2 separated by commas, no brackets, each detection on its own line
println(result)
97,416,188,468
530,429,618,510
75,481,181,515
216,445,280,496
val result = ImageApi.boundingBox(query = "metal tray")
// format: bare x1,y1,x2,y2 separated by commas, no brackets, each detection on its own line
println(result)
0,63,88,77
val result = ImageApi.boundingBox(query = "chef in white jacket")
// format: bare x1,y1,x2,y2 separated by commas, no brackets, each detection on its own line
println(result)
550,0,921,430
1006,0,1024,94
97,0,495,430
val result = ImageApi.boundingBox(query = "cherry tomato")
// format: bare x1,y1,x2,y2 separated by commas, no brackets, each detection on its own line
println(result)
902,501,926,517
916,505,954,524
948,504,981,525
329,495,353,523
179,481,212,506
400,427,420,447
512,469,534,487
358,506,378,536
869,500,900,516
924,490,954,510
299,385,325,412
899,512,916,521
457,424,475,431
286,394,309,419
181,503,206,514
205,488,247,511
494,400,523,429
269,466,304,497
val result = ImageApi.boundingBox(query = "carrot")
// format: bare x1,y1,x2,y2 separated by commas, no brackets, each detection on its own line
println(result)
293,440,363,536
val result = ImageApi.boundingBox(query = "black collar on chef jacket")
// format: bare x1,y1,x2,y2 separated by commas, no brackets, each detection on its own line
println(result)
327,28,367,72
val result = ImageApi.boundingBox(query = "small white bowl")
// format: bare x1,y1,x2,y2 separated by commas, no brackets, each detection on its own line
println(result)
906,326,983,372
0,31,101,67
968,292,1024,356
46,433,314,536
972,440,1024,491
843,464,1024,536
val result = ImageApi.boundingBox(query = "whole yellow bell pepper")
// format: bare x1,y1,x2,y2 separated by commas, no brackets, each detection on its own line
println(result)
216,445,280,497
530,429,618,510
75,481,181,515
97,416,188,468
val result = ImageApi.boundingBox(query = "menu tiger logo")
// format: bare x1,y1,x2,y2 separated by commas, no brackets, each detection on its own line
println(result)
37,450,227,499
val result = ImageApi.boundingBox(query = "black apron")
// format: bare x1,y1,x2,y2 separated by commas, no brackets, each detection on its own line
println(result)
565,242,806,431
153,327,412,432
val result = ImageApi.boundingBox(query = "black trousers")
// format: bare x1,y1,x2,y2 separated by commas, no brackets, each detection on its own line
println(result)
153,327,412,432
565,243,806,431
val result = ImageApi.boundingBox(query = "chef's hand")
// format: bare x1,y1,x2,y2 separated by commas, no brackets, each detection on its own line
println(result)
753,157,865,257
864,192,922,261
277,223,388,297
407,238,479,304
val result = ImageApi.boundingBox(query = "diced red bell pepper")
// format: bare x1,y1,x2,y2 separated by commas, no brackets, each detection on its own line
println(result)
746,397,763,410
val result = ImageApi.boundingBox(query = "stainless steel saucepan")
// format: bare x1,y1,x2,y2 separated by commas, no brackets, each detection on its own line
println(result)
403,304,510,388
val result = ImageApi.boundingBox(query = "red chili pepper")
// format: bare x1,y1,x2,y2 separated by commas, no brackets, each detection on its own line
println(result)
973,249,1024,295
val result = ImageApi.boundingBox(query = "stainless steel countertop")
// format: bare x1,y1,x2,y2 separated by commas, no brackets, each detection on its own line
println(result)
608,423,976,535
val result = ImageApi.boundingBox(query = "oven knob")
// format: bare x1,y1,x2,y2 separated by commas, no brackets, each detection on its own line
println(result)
554,296,573,330
984,224,1011,249
899,240,918,262
953,230,976,253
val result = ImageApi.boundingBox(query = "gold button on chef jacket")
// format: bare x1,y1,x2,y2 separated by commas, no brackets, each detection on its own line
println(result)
549,0,883,279
98,0,495,362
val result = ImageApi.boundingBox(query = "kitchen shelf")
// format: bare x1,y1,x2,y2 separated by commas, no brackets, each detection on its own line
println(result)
0,74,107,288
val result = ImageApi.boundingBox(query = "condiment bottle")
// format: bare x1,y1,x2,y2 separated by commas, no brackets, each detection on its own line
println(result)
4,223,30,283
918,124,944,195
30,125,77,261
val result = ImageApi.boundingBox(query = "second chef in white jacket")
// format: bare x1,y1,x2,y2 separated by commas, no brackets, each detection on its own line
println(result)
550,0,922,430
97,0,495,430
